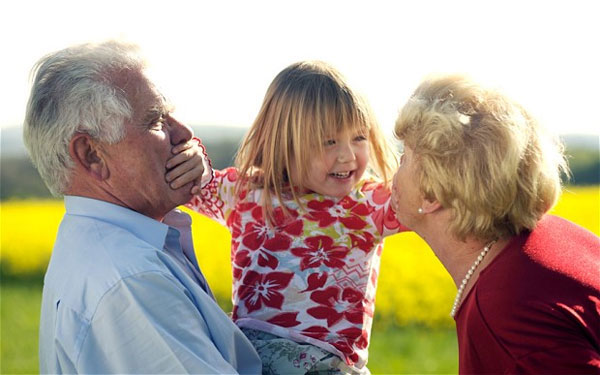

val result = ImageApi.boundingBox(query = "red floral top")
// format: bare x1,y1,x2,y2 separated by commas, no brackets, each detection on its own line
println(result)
187,167,406,369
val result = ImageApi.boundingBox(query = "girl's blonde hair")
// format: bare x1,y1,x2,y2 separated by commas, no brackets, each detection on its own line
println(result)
235,61,397,221
395,74,569,241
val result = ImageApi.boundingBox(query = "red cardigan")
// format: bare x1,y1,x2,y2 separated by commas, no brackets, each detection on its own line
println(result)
456,215,600,374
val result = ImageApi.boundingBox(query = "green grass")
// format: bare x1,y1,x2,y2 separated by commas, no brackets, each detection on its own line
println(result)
1,280,42,374
369,325,457,374
1,281,457,374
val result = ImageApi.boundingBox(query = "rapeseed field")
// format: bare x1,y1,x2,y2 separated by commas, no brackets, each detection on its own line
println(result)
1,186,598,327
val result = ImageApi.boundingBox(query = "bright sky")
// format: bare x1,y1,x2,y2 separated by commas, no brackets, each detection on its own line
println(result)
2,0,599,137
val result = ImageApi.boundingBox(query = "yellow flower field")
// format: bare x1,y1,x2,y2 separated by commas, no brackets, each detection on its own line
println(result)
1,186,598,327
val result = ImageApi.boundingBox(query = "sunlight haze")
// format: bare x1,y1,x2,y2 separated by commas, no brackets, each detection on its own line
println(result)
2,0,599,137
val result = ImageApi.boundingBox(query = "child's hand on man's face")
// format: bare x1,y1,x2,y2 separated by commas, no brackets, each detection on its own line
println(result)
166,138,212,195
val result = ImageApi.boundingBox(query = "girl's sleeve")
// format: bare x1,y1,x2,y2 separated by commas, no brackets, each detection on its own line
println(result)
363,181,410,238
186,167,240,227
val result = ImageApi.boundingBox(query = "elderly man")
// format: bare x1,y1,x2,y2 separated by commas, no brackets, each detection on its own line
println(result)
24,40,261,374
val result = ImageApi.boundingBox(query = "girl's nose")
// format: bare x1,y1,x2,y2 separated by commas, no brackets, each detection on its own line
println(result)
337,142,356,163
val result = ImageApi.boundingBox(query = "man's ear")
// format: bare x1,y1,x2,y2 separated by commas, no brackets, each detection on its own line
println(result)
69,134,108,181
421,196,442,214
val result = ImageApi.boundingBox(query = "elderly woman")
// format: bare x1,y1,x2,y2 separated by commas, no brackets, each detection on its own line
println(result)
391,75,600,373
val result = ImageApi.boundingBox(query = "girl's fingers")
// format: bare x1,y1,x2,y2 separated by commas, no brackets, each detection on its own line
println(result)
171,140,194,155
166,148,194,169
166,158,203,185
169,164,204,189
166,138,207,189
165,160,195,183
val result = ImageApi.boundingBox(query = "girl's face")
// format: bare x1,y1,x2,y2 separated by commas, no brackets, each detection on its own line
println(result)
292,128,369,198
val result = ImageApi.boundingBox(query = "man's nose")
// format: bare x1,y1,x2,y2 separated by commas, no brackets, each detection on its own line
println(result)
168,116,193,145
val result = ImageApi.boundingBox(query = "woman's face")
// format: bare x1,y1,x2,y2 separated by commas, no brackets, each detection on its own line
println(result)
391,146,423,229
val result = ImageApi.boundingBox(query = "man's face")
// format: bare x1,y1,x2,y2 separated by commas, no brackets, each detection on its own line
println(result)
99,73,194,220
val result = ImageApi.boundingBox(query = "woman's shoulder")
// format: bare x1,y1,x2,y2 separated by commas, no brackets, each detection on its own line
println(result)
493,214,600,292
528,215,599,252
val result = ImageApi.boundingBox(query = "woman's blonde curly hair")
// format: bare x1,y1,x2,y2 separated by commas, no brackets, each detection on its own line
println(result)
395,74,569,241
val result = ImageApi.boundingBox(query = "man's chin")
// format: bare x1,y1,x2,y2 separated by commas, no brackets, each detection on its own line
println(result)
169,184,194,206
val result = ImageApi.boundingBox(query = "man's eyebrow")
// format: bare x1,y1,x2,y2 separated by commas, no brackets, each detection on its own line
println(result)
142,101,175,124
142,106,163,124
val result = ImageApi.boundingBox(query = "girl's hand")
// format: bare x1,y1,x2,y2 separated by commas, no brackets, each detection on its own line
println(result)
165,139,212,195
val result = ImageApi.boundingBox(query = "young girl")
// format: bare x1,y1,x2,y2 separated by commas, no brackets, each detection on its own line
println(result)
181,61,406,374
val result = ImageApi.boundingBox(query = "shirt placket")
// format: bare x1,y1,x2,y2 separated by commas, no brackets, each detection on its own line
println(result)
164,227,216,300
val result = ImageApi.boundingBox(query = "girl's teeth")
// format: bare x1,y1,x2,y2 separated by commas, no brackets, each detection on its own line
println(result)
331,172,350,178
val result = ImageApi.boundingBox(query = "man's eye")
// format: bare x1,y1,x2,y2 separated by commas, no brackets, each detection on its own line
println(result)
150,116,168,129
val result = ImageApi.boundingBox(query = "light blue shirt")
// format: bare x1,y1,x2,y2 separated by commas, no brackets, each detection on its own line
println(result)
39,196,261,374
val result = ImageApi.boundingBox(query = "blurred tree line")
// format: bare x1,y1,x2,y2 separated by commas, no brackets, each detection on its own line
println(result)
1,130,598,200
567,148,600,185
1,130,243,199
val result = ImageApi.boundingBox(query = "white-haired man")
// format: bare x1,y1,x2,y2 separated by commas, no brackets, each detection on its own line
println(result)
24,40,261,374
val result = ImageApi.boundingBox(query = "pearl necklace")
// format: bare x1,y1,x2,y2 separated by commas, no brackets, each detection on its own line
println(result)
450,240,496,318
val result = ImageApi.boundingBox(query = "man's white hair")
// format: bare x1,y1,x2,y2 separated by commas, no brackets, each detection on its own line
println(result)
23,40,146,196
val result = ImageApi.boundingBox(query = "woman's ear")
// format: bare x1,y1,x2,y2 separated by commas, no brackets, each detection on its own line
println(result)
421,197,442,214
69,134,109,181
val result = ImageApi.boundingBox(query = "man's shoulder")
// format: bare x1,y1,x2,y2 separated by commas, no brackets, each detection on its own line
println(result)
45,214,173,318
56,213,165,268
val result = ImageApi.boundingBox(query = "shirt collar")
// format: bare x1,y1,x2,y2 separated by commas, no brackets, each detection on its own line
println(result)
64,195,170,250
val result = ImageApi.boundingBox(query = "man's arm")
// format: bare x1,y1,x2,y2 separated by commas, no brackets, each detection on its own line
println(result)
75,271,240,374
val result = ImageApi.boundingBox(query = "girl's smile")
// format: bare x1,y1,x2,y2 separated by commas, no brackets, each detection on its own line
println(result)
329,171,353,179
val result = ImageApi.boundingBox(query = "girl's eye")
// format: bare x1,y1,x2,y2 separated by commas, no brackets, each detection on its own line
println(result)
354,135,367,142
324,139,336,146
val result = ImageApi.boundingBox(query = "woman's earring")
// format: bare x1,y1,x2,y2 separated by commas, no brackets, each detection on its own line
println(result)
417,208,424,214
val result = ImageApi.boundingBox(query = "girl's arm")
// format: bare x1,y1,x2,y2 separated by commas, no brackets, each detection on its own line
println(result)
185,167,240,225
363,181,410,238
